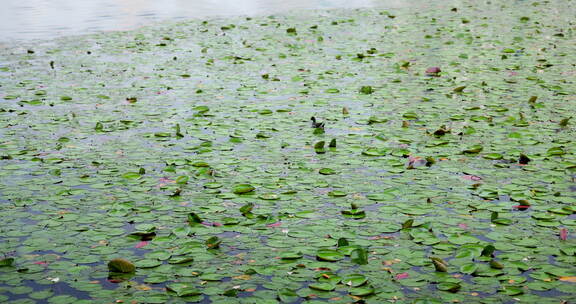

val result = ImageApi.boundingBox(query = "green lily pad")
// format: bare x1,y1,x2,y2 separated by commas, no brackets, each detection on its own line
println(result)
166,283,202,297
362,148,387,156
309,282,335,291
277,288,299,302
463,145,483,154
319,168,337,175
188,212,202,225
341,274,368,287
431,257,448,272
280,251,303,260
259,193,279,200
359,86,374,94
199,273,224,281
328,190,347,197
122,172,141,179
239,202,254,215
316,249,344,262
350,248,369,265
233,184,255,194
460,263,478,274
0,258,15,267
437,282,461,292
108,259,135,273
547,147,565,156
349,286,375,296
341,209,366,219
168,257,194,264
175,175,189,184
206,236,222,249
135,259,162,268
483,153,503,160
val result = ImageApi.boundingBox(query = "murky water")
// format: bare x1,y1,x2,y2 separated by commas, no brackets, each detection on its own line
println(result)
0,0,411,42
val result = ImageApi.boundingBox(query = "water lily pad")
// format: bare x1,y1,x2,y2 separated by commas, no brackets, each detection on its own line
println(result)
341,209,366,219
188,212,202,225
547,147,565,156
233,184,255,194
259,193,279,200
239,202,254,215
328,190,347,197
319,168,337,175
108,259,135,273
437,282,460,292
359,86,374,94
362,148,387,156
280,251,303,260
366,192,395,201
309,282,335,291
199,273,224,281
206,236,222,249
483,153,503,160
122,172,141,179
463,145,483,154
204,182,223,189
431,257,448,272
316,249,344,262
349,286,375,296
341,274,368,287
0,258,15,267
175,175,189,184
460,263,478,274
135,259,162,268
166,283,201,297
277,288,299,303
350,248,368,265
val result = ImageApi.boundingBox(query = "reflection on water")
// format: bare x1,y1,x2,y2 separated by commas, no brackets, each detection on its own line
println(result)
0,0,411,42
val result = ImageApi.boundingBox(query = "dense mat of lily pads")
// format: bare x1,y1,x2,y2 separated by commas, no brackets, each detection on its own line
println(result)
1,0,576,303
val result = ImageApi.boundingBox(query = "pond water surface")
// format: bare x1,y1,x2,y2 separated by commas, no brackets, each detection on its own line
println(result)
2,0,575,303
0,0,412,42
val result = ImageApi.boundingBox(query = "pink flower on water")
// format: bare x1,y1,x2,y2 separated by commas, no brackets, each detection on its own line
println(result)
462,175,482,181
396,272,410,280
426,67,441,75
135,241,149,248
560,228,568,241
201,221,222,227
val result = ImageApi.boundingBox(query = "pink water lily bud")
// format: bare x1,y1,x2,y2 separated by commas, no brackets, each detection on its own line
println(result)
462,174,482,181
426,67,442,75
396,272,410,280
560,228,568,241
135,241,148,248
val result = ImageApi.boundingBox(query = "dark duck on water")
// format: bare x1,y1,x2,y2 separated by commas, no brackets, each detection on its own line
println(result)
310,116,325,129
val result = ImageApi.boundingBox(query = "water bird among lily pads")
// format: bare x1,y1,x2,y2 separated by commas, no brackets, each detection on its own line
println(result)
310,116,325,129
